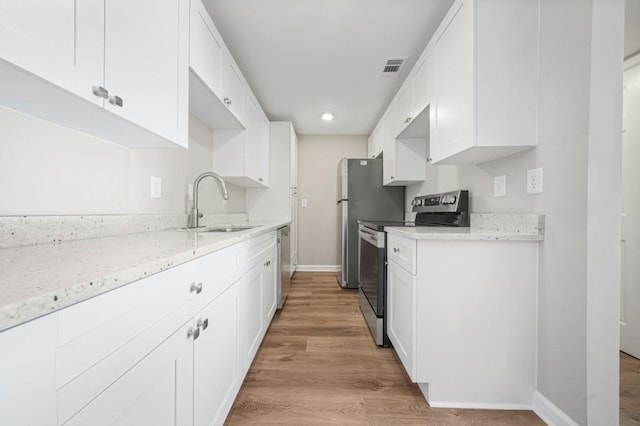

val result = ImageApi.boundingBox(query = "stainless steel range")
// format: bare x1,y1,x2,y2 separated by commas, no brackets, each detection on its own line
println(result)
358,190,469,346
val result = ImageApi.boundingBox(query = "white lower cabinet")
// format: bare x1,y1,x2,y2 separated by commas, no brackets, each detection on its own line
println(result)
386,261,417,381
0,231,279,426
0,312,58,426
65,321,194,426
194,281,242,426
243,258,265,368
387,234,538,408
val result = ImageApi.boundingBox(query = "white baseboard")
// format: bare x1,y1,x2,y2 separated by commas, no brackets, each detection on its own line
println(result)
418,384,532,410
295,265,341,272
532,391,578,426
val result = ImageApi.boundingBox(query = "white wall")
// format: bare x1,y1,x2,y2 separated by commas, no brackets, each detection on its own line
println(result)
297,134,367,268
406,1,623,423
0,107,245,216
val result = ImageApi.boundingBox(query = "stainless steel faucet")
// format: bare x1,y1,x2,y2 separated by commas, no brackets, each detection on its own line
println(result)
190,172,229,228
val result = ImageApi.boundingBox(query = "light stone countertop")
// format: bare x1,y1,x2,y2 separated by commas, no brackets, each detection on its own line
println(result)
385,213,545,241
0,221,288,332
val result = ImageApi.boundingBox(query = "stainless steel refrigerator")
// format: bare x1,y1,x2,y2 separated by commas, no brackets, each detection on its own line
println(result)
337,158,404,288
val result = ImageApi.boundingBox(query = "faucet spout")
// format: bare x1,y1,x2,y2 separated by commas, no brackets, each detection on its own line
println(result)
190,172,229,228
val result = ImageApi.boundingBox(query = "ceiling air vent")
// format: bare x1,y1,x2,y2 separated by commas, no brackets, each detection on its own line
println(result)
382,57,407,76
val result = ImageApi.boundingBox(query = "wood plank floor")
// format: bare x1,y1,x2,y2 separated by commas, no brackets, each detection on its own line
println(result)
621,351,640,425
225,272,544,425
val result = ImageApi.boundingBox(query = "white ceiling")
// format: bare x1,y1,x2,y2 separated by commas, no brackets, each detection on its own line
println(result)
203,0,640,136
203,0,454,135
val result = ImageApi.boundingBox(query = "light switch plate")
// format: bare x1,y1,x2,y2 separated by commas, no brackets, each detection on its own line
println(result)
150,176,162,198
494,175,506,197
301,199,308,208
527,168,543,194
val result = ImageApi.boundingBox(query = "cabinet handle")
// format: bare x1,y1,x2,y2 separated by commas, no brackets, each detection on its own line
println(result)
259,178,263,182
92,86,109,99
223,97,232,106
427,157,432,163
109,95,123,107
393,247,399,253
405,117,412,123
187,326,200,340
190,282,203,294
390,176,395,180
197,318,209,331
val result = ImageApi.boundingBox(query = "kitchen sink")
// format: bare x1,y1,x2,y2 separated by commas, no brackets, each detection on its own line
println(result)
202,225,256,233
176,225,257,233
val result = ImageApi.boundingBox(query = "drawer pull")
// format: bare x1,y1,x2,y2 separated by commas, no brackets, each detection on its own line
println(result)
197,318,209,331
393,247,399,253
108,95,123,107
187,326,200,340
92,86,109,99
190,282,203,294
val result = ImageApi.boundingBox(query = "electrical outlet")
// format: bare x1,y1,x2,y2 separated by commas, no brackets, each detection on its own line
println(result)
150,176,162,198
527,168,543,194
494,175,506,197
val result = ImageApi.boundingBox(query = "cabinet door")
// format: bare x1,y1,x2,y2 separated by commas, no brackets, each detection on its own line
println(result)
382,105,397,185
65,321,194,426
194,283,241,426
243,260,265,365
246,93,269,186
387,261,416,381
0,313,57,426
263,249,278,324
0,0,104,105
190,0,224,98
368,123,383,159
411,45,433,116
396,81,413,130
432,0,473,162
222,52,245,122
103,0,188,146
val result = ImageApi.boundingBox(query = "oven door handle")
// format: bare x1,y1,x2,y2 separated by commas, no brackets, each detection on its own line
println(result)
359,228,382,248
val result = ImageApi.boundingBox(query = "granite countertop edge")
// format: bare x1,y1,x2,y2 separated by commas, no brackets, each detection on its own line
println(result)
384,226,544,241
0,221,289,332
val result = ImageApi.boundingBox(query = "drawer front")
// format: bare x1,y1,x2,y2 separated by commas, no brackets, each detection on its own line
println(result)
247,231,276,269
387,233,417,275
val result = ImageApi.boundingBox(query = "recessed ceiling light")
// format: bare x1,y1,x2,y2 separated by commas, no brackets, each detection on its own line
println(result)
321,113,334,121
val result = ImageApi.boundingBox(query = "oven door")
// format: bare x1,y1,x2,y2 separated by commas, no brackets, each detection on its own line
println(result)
358,225,385,316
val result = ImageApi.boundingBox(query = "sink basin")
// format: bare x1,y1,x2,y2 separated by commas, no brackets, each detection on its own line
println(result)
176,225,258,233
202,225,256,233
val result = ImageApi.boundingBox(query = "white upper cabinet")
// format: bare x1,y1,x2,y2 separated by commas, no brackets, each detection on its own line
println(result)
367,122,383,159
103,0,189,147
213,89,270,188
430,0,539,164
189,0,254,130
190,0,224,98
383,98,427,187
0,0,104,106
189,0,243,129
190,0,270,187
396,42,435,140
0,0,189,148
221,51,245,123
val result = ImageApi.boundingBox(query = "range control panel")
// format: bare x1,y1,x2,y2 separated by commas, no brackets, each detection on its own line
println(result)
411,190,469,214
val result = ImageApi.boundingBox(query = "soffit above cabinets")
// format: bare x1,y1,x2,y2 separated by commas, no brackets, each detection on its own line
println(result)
202,0,454,135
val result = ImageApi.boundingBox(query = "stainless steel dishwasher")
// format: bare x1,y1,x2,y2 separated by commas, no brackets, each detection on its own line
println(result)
277,225,291,309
